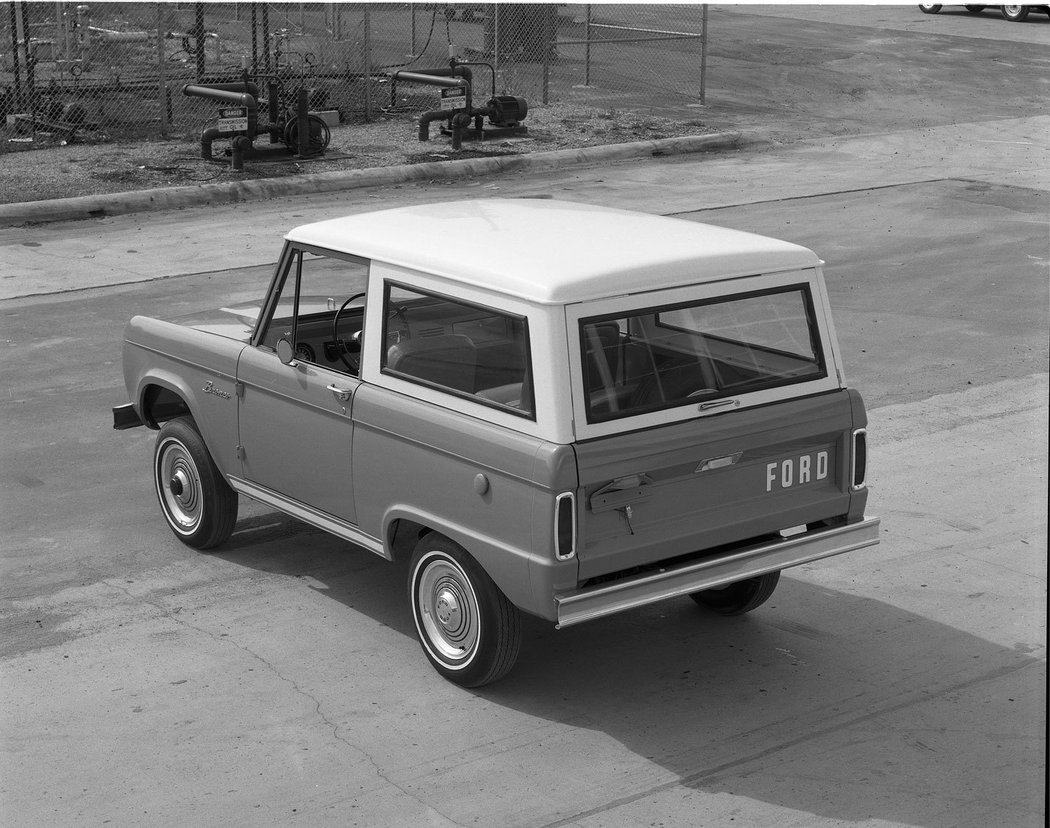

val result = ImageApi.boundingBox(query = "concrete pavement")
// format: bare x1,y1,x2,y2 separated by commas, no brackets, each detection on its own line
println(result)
2,115,1047,301
1,87,1046,828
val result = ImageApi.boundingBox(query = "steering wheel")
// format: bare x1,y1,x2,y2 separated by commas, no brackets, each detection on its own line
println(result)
332,292,366,373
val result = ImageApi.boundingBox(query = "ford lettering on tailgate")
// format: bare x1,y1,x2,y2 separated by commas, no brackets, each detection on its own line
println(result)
765,450,830,492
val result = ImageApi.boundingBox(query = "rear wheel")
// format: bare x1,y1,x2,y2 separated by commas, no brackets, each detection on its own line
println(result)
1001,5,1029,20
691,572,781,616
153,417,237,549
409,534,521,687
918,4,943,13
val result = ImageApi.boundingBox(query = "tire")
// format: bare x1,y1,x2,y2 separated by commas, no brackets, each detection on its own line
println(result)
153,417,238,549
918,4,943,13
1001,4,1029,19
409,534,521,687
690,571,781,616
964,5,986,12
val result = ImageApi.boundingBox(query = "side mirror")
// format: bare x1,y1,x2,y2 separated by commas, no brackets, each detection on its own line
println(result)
276,337,295,365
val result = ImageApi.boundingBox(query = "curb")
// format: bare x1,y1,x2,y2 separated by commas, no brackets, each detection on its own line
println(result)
0,132,742,227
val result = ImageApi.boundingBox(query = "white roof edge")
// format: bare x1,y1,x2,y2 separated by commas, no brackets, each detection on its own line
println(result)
286,199,822,304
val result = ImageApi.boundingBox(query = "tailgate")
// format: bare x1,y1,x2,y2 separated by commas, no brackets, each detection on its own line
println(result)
573,389,860,581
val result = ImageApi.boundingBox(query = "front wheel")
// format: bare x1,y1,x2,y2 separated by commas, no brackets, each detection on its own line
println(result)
1001,5,1029,20
154,417,237,549
918,3,943,13
690,572,781,616
409,534,521,687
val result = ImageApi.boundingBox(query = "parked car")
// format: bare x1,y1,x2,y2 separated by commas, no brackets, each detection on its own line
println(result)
113,199,880,686
919,4,1050,21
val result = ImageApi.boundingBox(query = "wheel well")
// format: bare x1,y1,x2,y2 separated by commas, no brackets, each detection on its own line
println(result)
388,519,431,561
142,385,191,428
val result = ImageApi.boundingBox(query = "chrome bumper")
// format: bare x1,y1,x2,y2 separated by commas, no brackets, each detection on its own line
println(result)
555,517,881,628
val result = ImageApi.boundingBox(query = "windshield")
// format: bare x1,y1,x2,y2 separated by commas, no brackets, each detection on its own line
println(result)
580,285,827,422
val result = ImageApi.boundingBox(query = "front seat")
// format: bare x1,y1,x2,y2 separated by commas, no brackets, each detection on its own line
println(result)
386,334,477,393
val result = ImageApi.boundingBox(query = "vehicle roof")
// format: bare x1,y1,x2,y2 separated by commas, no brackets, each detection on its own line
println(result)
285,199,821,304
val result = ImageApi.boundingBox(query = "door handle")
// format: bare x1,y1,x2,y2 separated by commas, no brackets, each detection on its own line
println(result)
698,398,738,411
326,384,352,402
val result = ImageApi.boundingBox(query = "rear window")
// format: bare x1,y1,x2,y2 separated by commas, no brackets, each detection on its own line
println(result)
580,285,827,423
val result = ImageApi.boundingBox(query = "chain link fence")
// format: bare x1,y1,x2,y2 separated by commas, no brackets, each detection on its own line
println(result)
1,2,706,149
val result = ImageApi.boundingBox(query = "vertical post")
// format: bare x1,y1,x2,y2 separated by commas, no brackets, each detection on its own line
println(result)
8,2,24,112
19,0,35,118
295,86,310,156
410,3,416,56
192,1,205,80
262,4,270,75
156,2,168,135
700,3,708,105
250,4,257,75
541,4,553,105
492,3,499,91
584,3,591,87
363,3,372,122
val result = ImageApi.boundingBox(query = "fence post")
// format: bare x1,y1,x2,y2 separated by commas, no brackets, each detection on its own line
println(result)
19,0,34,118
363,3,372,122
584,3,591,87
700,3,708,105
156,2,168,136
192,2,205,80
8,1,24,112
541,4,553,105
493,4,500,91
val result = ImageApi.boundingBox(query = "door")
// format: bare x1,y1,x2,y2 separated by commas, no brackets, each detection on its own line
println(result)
236,246,370,524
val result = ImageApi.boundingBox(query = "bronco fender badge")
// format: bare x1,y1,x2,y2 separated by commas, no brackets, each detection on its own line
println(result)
202,380,232,400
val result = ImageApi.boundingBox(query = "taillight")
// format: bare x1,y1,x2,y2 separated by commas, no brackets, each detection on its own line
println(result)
851,428,868,491
554,492,576,560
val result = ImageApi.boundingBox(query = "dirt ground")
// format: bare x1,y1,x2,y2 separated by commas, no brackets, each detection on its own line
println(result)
1,4,1047,205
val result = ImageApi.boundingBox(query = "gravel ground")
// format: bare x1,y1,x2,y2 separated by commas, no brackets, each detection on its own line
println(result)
0,104,711,205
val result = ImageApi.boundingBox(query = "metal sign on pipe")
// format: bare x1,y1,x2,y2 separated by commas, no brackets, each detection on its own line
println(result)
440,87,467,110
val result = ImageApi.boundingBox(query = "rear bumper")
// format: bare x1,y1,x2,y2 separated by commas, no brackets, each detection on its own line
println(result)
555,516,880,628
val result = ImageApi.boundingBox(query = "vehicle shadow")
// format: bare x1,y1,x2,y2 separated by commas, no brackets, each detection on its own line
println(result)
211,510,1044,828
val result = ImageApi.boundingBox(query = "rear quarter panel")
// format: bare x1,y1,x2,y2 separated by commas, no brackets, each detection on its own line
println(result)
351,383,578,619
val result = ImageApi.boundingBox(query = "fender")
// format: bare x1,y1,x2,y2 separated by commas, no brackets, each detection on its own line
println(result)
382,503,546,618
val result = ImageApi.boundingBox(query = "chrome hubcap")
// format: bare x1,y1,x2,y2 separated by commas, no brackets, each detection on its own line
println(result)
157,439,203,534
415,555,479,665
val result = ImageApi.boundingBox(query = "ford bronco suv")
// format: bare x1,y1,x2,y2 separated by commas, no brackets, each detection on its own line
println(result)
113,199,879,686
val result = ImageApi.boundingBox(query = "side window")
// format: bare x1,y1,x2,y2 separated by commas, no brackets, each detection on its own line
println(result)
259,248,370,376
381,284,534,417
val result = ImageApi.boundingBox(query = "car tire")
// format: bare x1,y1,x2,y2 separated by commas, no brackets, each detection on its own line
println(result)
409,534,521,687
690,571,781,616
919,3,943,13
1001,4,1029,20
154,416,238,549
964,4,986,12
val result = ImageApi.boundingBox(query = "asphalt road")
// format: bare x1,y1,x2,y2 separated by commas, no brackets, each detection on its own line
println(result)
2,7,1048,828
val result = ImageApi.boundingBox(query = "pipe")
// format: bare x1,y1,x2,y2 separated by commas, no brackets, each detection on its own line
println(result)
181,84,256,109
200,125,220,160
390,71,469,89
417,108,449,142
